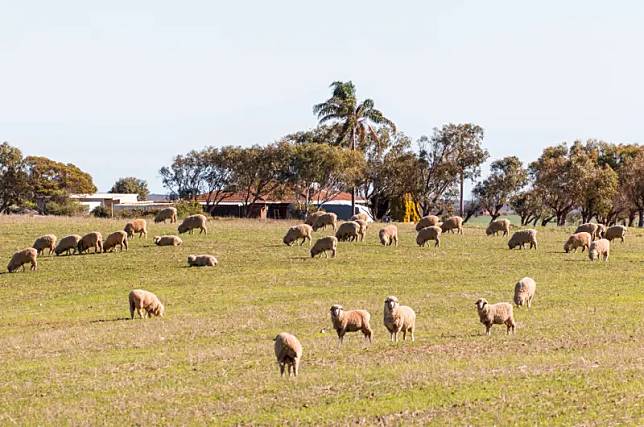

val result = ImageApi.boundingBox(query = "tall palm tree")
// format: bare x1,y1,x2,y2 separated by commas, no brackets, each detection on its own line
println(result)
313,81,396,213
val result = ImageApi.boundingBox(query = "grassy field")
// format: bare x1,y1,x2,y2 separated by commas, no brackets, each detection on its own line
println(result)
0,215,642,425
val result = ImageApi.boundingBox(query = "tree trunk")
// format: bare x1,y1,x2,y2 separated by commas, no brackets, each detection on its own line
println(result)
459,173,464,217
639,209,644,227
350,127,357,216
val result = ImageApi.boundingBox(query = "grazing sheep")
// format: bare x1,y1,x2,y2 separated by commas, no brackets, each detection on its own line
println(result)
415,215,440,231
312,212,338,232
283,224,313,246
335,221,360,242
604,225,627,243
514,277,536,308
32,234,57,256
187,254,218,267
55,234,81,256
379,225,398,247
596,223,607,239
416,226,442,247
7,248,37,272
103,231,128,252
310,236,337,258
153,235,183,246
355,219,368,241
124,219,147,239
383,296,416,342
575,223,599,240
128,289,165,319
178,214,208,235
154,207,178,224
350,212,369,222
589,239,610,262
474,298,515,335
77,232,103,254
440,216,464,234
304,210,325,226
564,232,592,253
329,304,372,345
508,229,538,250
273,332,303,377
486,219,511,237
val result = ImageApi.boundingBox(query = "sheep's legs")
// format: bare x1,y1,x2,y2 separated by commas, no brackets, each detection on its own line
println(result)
485,325,491,336
279,364,285,377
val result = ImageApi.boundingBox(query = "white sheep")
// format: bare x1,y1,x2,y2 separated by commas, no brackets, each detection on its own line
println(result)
129,289,165,319
604,225,626,243
355,219,368,241
508,229,538,250
178,214,208,235
474,298,516,335
486,219,511,236
415,215,440,231
589,239,610,261
312,212,338,232
416,226,441,247
153,235,183,246
335,221,360,242
379,225,398,246
55,234,81,256
7,248,38,273
575,223,599,240
273,332,303,377
77,232,103,254
304,210,324,226
124,219,147,239
283,224,313,246
440,216,464,234
383,296,416,342
155,207,177,224
329,304,372,345
563,232,592,253
595,223,607,239
513,277,536,308
187,254,218,267
103,231,128,252
310,236,337,258
350,212,369,223
32,234,57,256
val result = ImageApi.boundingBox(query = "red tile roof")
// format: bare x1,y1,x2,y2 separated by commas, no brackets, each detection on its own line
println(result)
196,190,365,204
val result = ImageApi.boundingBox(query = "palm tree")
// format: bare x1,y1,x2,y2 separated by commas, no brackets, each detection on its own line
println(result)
313,81,396,213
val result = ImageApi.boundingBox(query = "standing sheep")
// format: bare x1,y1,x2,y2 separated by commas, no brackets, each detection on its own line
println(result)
486,219,511,236
563,232,592,253
128,289,165,319
178,214,208,235
103,231,128,252
596,223,607,239
7,248,38,272
383,296,416,342
153,235,183,246
355,219,368,241
588,239,610,262
513,277,536,308
575,223,599,240
604,225,627,243
32,234,57,256
379,225,398,247
187,254,218,267
283,224,313,246
124,219,147,239
415,215,440,231
335,221,360,242
441,216,464,234
312,212,338,232
310,236,337,258
55,234,81,256
474,298,516,335
304,210,325,226
329,304,373,345
154,207,178,224
508,229,538,250
350,212,369,223
416,226,441,247
273,332,303,377
77,232,103,254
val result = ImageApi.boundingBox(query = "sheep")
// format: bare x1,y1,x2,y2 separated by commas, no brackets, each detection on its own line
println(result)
32,234,57,256
77,232,103,254
310,236,337,258
513,277,536,308
416,225,441,247
604,225,627,243
486,219,511,237
379,225,398,246
282,224,313,246
187,254,218,267
335,221,360,242
589,239,610,262
128,289,165,319
312,212,338,232
273,332,303,377
7,248,38,272
575,223,599,240
304,210,325,226
440,216,464,234
563,232,592,253
103,231,128,252
55,234,81,256
124,219,147,239
329,304,372,345
178,214,208,235
383,296,416,342
350,212,369,222
415,215,440,231
508,229,538,250
474,298,515,335
355,219,368,241
596,223,607,239
154,207,177,224
153,235,183,246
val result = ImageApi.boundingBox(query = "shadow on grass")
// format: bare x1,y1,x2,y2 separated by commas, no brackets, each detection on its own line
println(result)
289,256,311,261
89,317,131,323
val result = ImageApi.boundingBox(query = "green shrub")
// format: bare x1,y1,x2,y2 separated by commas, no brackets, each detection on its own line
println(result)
91,205,111,218
45,199,88,216
175,200,203,218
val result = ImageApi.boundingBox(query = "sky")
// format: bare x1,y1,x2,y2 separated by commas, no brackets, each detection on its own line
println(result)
1,1,642,194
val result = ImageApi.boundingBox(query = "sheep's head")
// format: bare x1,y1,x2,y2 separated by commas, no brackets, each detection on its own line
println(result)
475,298,488,311
563,241,571,253
508,241,516,250
589,249,598,260
330,304,343,319
7,260,16,273
178,223,188,234
153,236,160,244
152,302,165,317
384,296,399,311
187,255,196,264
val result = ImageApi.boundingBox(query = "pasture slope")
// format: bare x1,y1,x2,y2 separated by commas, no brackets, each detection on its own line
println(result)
0,215,642,425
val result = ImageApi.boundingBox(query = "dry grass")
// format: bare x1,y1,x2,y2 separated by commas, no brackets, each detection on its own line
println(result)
0,215,642,425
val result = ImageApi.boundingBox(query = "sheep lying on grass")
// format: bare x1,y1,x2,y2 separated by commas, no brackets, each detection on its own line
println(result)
416,226,441,247
187,254,218,267
564,232,592,253
589,239,610,261
155,207,177,224
475,298,515,335
330,304,372,345
514,277,536,308
274,332,302,377
486,219,511,237
335,221,360,242
77,232,103,254
103,231,128,252
312,212,337,232
604,225,626,243
441,216,464,234
7,248,37,272
310,236,337,258
55,235,81,256
124,219,147,239
32,234,57,256
154,235,183,246
508,229,537,250
178,214,208,235
283,224,313,246
379,225,398,246
129,289,165,319
383,296,416,342
415,215,440,231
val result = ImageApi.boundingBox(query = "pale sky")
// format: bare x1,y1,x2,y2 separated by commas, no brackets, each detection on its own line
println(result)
1,1,642,194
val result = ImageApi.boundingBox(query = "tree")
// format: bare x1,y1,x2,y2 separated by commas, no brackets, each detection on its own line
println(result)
110,177,150,201
0,142,29,213
621,148,644,226
473,156,528,222
199,146,237,212
510,189,546,226
160,151,205,201
313,81,396,213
